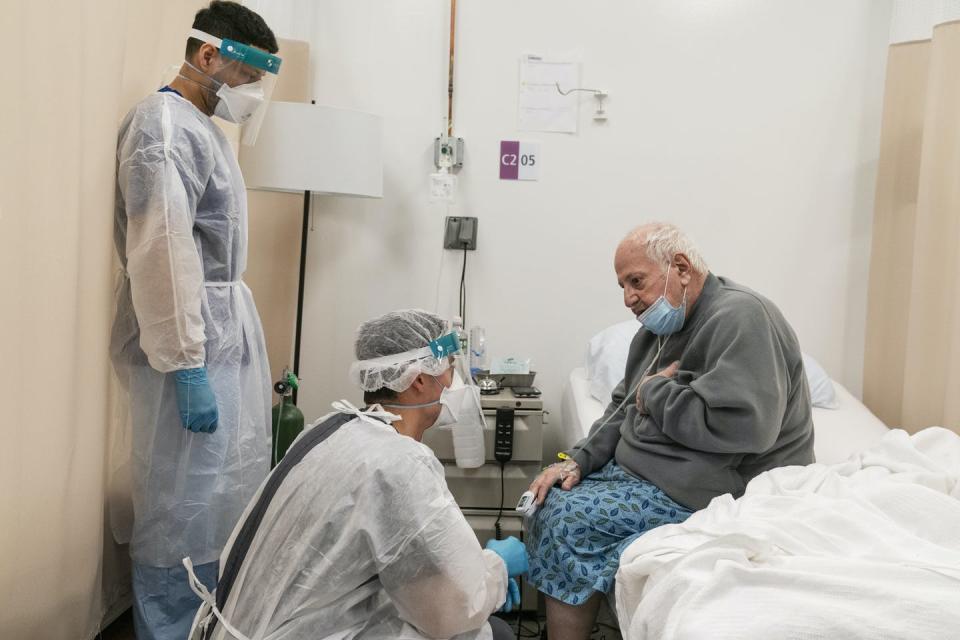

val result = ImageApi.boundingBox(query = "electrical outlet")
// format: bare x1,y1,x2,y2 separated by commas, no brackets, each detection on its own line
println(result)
443,216,478,250
434,136,465,169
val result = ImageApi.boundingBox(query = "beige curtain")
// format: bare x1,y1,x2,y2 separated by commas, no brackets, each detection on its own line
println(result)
864,21,960,435
0,1,214,637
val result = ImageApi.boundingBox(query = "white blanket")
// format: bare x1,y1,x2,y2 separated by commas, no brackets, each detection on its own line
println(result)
616,427,960,640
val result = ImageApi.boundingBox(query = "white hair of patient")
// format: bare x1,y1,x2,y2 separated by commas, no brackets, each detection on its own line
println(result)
626,222,709,275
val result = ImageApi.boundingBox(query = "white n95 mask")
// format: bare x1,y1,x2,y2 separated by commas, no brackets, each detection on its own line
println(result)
382,372,480,424
429,383,459,429
430,372,483,428
214,80,265,124
381,371,486,467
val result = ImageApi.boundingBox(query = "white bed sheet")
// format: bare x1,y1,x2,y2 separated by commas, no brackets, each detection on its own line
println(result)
560,367,889,464
615,427,960,639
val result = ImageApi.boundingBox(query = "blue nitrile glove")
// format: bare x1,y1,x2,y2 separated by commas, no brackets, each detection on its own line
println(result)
500,578,520,613
485,536,529,578
174,367,219,433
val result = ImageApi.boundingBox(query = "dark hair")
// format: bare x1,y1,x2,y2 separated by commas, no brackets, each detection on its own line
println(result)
186,1,278,59
363,388,399,405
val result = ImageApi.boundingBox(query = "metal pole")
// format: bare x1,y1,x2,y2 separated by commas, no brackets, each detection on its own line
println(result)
448,0,457,137
292,189,310,405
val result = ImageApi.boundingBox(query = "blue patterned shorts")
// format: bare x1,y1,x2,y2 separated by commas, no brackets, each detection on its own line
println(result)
525,460,692,605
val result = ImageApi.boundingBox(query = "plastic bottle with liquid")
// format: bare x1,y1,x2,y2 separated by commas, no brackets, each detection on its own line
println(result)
452,315,469,362
469,326,487,379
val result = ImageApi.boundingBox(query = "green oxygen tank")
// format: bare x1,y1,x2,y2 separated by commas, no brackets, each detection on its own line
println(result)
271,369,305,467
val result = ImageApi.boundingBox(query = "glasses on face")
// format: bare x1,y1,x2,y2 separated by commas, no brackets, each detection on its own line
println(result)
215,58,265,86
234,68,263,85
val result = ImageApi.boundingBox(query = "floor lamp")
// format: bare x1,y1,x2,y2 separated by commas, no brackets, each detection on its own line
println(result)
240,101,383,404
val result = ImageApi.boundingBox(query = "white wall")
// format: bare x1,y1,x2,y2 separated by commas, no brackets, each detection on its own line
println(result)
250,0,891,441
890,0,960,42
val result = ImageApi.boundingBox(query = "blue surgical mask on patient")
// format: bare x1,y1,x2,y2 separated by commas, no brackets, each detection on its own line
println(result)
637,267,687,335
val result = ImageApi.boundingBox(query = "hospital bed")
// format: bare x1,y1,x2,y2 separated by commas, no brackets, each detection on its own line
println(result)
558,331,960,639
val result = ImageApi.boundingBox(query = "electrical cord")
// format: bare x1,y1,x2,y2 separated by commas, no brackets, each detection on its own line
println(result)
459,245,468,326
494,461,504,540
522,616,542,638
489,460,531,640
498,612,542,638
489,460,522,637
516,584,522,640
571,336,669,458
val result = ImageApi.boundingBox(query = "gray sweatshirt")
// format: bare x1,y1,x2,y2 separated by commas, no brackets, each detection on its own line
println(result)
571,273,814,510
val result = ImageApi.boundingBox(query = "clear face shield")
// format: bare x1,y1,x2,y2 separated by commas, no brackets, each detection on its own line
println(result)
187,28,281,146
426,332,474,383
349,330,471,394
349,329,486,465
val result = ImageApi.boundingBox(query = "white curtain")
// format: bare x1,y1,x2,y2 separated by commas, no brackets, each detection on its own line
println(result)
0,1,207,637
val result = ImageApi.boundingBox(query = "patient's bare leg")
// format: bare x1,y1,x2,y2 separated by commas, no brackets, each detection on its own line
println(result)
545,592,603,640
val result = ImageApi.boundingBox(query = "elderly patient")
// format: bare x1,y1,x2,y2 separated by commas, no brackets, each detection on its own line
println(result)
189,310,525,640
526,222,814,639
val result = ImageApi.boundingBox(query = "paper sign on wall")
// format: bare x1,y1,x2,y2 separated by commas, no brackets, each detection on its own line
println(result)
519,54,579,133
499,141,540,181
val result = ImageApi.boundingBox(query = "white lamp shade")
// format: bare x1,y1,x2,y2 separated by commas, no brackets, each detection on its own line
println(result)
239,101,383,198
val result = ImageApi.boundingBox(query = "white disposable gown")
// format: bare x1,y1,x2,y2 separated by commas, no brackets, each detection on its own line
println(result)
197,411,508,640
110,91,271,567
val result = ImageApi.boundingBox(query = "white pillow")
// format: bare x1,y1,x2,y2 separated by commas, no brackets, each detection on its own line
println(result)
802,353,840,410
585,320,639,405
584,322,840,410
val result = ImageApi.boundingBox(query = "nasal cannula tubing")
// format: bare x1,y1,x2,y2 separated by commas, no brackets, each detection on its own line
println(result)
567,334,671,458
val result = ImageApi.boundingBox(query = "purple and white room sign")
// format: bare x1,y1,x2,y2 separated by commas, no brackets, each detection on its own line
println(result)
499,140,540,181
